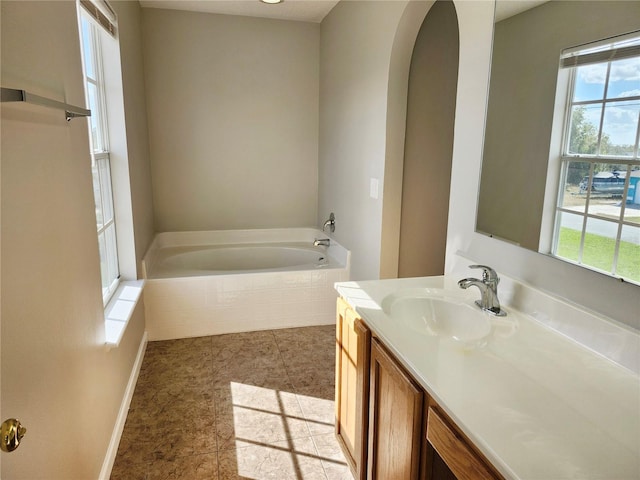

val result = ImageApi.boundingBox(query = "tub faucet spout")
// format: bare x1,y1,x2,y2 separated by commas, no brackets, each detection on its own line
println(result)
458,265,506,316
314,238,330,247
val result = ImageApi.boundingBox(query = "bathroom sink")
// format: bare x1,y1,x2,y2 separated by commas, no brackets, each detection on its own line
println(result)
381,289,492,344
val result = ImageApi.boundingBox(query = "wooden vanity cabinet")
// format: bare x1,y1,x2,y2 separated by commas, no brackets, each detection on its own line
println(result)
367,337,425,480
335,298,503,480
424,402,502,480
335,297,371,480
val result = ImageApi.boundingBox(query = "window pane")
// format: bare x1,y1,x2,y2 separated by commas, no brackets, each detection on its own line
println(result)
624,207,640,225
87,82,103,152
625,171,640,223
97,232,110,296
105,223,119,285
617,225,640,282
587,163,626,218
81,17,95,79
567,104,602,155
554,211,584,262
98,157,114,224
606,57,640,100
599,100,640,157
559,160,591,212
91,158,104,229
582,217,618,273
574,63,607,102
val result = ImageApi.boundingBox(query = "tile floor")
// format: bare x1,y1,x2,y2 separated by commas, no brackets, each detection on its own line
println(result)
111,325,354,479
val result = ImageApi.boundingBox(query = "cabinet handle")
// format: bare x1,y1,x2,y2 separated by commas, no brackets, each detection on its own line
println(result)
426,407,497,480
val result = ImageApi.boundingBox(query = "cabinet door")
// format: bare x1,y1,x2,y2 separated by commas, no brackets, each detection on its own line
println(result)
425,406,501,480
336,297,371,480
367,338,424,480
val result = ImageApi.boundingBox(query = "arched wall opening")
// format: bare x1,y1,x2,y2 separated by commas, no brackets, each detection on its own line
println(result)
380,0,460,278
398,1,459,277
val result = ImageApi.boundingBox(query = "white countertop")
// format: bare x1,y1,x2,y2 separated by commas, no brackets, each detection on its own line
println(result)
335,276,640,480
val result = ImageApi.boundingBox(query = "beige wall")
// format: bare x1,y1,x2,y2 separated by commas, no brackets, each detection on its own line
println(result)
397,0,458,278
0,1,148,478
319,0,410,281
116,1,156,270
478,1,640,250
379,0,434,279
142,8,320,232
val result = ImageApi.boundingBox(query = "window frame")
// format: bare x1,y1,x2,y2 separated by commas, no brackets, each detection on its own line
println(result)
80,10,120,304
551,45,640,284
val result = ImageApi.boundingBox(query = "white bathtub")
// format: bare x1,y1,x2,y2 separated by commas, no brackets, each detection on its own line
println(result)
142,228,350,340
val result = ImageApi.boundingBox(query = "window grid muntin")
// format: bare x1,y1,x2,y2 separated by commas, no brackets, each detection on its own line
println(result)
555,157,638,275
80,10,119,304
94,153,115,236
83,19,110,155
552,48,640,284
564,59,640,159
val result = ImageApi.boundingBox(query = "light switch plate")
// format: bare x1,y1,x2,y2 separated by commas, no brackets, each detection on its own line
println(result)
370,178,379,199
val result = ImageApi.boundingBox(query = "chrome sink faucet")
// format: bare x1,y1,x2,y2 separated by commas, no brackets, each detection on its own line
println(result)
458,265,506,316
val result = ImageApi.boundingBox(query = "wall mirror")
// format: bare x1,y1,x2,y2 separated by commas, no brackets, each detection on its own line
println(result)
477,0,640,284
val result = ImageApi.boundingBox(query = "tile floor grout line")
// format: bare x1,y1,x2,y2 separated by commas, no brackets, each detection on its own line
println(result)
272,330,330,480
271,330,316,440
310,435,331,480
272,330,311,437
207,333,225,480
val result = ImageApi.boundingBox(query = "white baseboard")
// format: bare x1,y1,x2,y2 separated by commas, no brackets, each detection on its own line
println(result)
99,331,148,480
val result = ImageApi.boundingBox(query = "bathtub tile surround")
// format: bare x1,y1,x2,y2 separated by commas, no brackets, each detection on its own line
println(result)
142,229,350,341
111,325,353,479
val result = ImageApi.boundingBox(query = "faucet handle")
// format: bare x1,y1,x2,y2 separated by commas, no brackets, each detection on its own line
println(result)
322,213,336,233
468,265,499,285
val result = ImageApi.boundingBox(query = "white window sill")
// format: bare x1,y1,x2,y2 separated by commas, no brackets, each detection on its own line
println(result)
105,280,145,349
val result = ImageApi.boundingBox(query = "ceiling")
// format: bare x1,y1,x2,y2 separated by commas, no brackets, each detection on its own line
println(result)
139,0,340,23
140,0,548,26
495,0,548,22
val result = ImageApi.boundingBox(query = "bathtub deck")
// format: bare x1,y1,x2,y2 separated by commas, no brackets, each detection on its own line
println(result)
110,325,353,479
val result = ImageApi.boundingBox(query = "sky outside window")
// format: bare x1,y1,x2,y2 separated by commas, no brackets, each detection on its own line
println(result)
572,57,640,148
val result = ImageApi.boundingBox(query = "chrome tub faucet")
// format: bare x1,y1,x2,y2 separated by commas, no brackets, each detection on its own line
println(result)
458,265,507,316
314,238,331,247
322,213,335,233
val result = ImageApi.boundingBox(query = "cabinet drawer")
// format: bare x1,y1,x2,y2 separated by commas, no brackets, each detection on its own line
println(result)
426,407,498,480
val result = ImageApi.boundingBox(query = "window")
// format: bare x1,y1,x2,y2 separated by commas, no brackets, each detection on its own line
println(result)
552,33,640,284
77,1,144,346
80,8,120,303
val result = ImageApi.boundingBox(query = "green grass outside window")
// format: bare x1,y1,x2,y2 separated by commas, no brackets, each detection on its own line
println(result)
557,227,640,282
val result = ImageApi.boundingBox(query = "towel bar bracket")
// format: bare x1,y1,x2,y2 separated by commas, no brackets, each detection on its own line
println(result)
1,87,91,121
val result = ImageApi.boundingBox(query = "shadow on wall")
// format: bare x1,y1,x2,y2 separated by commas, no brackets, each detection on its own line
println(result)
398,0,459,279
